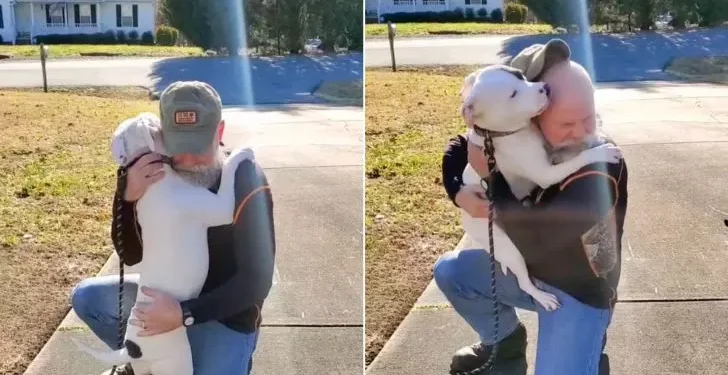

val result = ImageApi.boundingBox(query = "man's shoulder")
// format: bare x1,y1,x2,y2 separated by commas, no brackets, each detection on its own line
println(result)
231,155,269,201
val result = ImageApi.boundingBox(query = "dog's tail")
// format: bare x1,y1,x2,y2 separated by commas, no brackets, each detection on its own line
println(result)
72,338,133,366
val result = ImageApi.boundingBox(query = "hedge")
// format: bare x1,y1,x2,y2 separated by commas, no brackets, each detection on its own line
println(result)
380,8,501,23
34,30,156,45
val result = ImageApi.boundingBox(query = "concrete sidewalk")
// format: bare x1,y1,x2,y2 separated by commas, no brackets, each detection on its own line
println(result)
366,82,728,375
23,104,364,375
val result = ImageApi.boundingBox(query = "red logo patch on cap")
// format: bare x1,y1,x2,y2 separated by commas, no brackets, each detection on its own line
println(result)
175,111,198,126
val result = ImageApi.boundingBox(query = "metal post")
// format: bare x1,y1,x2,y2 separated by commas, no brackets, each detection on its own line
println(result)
40,43,48,93
387,22,396,72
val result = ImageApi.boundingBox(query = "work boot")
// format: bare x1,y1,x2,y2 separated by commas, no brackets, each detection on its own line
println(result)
450,323,527,375
99,364,135,375
599,353,610,375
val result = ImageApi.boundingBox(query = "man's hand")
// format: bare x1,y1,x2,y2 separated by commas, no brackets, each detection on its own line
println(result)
124,153,165,201
128,286,183,337
467,141,490,178
455,184,490,218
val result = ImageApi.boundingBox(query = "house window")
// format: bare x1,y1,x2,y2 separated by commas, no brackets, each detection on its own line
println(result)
464,0,487,4
393,0,414,5
422,0,445,4
47,4,66,25
121,5,133,27
0,5,4,29
79,5,92,24
116,4,138,27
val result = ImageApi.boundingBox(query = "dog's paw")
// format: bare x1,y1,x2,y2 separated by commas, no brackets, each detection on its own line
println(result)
224,147,255,168
587,143,622,164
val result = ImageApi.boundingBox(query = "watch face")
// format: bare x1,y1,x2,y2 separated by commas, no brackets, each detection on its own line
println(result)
184,316,194,326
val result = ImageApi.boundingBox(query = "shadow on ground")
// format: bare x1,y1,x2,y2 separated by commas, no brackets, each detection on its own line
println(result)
498,28,728,82
148,52,363,106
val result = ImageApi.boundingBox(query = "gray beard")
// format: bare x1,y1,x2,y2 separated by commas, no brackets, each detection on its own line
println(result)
174,150,225,188
547,117,609,165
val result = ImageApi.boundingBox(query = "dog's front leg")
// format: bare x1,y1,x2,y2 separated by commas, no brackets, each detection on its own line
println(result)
193,148,254,227
521,144,619,189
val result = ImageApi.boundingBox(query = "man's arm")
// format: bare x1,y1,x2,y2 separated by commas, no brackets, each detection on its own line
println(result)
491,161,621,261
179,159,276,324
111,178,143,267
442,134,468,206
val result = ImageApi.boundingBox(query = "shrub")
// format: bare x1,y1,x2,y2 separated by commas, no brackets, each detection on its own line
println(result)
505,3,528,23
477,8,489,19
141,31,155,45
128,30,140,44
156,26,178,46
490,8,504,23
465,8,476,20
381,10,467,23
102,30,117,44
116,30,128,43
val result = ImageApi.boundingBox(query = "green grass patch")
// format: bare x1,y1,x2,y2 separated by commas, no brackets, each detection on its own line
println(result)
0,88,156,374
665,56,728,84
0,44,203,59
313,80,363,106
366,22,554,38
365,66,479,365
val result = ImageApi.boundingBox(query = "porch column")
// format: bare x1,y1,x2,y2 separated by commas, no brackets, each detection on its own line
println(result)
65,2,69,33
30,2,34,44
10,2,17,44
97,1,101,30
376,0,381,23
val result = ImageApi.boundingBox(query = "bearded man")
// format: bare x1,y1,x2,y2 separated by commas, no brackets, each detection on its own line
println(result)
71,81,276,375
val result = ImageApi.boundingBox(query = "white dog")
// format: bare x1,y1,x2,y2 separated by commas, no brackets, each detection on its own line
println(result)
73,113,253,375
458,65,622,311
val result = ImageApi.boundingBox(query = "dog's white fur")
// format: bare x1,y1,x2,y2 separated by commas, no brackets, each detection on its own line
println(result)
458,65,622,311
74,113,253,375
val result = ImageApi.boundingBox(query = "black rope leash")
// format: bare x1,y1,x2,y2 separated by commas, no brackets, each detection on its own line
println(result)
110,165,128,375
453,127,500,375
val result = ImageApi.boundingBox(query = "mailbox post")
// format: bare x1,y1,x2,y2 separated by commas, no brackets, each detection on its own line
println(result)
40,44,49,93
387,21,397,72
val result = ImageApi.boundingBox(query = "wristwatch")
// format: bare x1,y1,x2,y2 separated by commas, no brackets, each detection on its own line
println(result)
182,307,195,327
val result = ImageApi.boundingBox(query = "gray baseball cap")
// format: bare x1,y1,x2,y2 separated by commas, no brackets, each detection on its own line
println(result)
510,38,571,81
159,81,223,156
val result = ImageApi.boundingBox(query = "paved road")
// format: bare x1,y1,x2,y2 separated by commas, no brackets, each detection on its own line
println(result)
366,28,728,82
23,105,365,375
367,81,728,374
0,53,364,106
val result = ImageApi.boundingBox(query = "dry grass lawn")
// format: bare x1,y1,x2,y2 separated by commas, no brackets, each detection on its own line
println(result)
666,56,728,84
365,66,478,365
0,44,202,59
0,87,155,374
366,22,553,38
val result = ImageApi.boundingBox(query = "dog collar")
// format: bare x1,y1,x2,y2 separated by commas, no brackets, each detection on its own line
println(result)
472,125,518,138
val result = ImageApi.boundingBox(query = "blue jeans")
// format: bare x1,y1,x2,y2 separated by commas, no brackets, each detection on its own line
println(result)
71,274,259,375
434,249,612,375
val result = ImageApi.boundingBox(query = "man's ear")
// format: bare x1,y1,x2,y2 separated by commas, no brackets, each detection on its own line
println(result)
217,120,225,142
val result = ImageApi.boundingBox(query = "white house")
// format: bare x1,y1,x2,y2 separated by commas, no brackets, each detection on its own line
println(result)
365,0,504,22
0,0,156,44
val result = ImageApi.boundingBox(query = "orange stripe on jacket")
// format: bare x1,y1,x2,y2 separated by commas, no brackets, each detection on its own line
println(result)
559,170,619,209
233,185,272,225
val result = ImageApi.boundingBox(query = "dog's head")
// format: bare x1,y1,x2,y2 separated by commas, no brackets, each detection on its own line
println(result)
110,112,162,167
460,65,550,133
